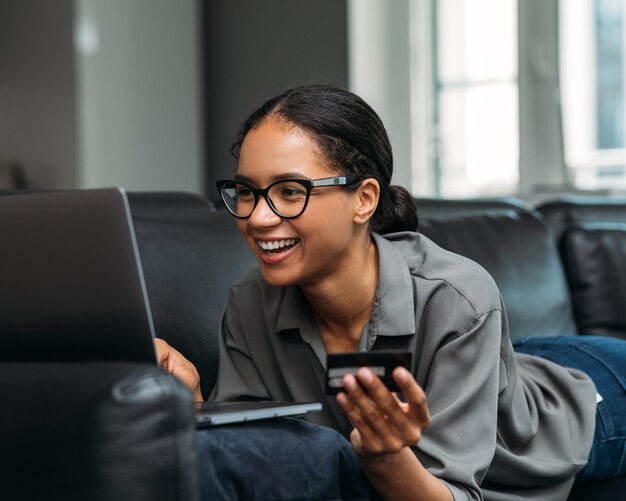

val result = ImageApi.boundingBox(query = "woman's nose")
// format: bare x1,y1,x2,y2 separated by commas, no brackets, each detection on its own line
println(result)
248,196,282,227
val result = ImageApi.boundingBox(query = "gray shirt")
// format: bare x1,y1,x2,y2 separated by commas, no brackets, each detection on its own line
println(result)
210,232,596,501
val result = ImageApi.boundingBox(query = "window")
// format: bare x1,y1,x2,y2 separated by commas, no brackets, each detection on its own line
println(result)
560,0,626,191
352,0,626,197
434,0,519,197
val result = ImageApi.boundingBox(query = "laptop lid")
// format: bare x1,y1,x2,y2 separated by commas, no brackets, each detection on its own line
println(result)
194,401,323,428
0,188,157,363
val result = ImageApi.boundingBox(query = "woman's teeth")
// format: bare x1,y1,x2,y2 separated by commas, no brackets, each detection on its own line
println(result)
257,239,298,252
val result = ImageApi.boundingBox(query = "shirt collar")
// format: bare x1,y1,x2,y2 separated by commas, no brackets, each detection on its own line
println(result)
369,232,416,337
275,233,416,337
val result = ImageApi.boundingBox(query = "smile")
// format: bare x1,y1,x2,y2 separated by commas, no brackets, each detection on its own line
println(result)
256,239,299,253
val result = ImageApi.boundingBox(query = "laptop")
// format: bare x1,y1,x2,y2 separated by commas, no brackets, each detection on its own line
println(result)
0,187,321,425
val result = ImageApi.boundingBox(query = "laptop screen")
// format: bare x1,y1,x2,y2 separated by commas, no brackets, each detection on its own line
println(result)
0,188,157,363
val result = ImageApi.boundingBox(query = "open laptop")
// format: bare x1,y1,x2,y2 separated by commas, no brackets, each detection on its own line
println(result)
0,187,321,426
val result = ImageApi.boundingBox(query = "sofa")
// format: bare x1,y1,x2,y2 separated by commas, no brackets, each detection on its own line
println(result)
2,190,625,500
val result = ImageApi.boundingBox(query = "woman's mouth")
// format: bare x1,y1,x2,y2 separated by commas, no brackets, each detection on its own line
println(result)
256,238,299,254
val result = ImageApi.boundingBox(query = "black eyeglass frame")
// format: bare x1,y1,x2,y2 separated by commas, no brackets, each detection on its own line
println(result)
216,175,362,219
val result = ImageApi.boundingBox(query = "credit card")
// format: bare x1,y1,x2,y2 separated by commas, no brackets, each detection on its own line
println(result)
325,350,412,395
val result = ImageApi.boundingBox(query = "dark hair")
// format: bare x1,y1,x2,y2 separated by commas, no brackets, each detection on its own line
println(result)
230,85,418,234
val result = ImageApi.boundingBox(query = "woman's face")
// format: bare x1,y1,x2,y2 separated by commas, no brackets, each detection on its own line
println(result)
235,118,364,288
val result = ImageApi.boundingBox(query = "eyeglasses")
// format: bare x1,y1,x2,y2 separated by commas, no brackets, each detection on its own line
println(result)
216,175,361,219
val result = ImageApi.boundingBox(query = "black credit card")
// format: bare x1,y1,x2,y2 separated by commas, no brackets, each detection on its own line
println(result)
325,350,413,395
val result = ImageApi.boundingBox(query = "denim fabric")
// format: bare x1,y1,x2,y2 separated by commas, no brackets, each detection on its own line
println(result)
513,335,626,484
196,417,373,501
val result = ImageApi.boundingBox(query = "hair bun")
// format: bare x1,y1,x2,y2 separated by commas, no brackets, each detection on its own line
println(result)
372,185,418,234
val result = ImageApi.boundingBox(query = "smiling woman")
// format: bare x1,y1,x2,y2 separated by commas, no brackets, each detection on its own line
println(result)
155,85,626,501
223,118,379,289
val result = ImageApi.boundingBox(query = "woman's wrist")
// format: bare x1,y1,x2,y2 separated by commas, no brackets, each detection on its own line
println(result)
358,447,453,501
357,446,412,475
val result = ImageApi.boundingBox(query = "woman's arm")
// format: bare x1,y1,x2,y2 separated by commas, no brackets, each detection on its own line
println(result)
336,367,453,501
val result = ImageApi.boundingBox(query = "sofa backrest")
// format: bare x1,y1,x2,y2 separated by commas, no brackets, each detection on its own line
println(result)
128,192,256,398
536,196,626,242
416,198,578,340
536,198,626,339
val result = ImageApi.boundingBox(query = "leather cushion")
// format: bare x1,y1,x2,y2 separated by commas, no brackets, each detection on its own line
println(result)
561,223,626,339
416,196,529,221
127,191,215,218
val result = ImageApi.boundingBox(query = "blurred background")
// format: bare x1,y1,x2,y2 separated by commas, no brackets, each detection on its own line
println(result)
1,0,624,203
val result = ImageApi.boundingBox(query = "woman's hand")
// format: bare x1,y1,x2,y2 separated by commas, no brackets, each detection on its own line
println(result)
336,367,451,501
336,366,430,464
154,338,203,402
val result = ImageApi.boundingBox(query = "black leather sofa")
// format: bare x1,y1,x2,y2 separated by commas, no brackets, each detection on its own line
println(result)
2,190,625,500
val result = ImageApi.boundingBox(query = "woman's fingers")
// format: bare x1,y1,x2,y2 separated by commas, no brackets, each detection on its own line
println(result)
356,367,427,446
153,338,203,400
154,338,172,367
336,375,400,454
338,370,418,450
336,367,430,455
392,367,431,429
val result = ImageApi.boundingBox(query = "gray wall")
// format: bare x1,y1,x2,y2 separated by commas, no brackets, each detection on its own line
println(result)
0,0,77,189
204,0,348,199
0,0,349,194
75,0,203,193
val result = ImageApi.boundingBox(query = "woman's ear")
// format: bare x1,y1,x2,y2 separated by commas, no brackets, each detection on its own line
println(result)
353,178,380,225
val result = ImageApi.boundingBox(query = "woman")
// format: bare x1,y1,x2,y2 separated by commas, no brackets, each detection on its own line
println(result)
156,85,625,500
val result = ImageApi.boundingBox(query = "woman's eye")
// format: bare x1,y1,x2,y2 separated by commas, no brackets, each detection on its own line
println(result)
237,187,253,197
280,185,306,197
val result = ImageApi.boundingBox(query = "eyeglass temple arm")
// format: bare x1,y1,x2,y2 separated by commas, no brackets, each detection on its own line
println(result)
310,176,351,187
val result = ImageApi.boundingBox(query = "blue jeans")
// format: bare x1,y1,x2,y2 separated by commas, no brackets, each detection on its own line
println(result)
196,417,373,501
513,335,626,484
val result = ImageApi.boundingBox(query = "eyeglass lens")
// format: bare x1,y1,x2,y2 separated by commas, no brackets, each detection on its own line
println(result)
220,181,309,218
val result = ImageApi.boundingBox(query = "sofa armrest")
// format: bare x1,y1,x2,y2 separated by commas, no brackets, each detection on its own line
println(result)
0,362,198,501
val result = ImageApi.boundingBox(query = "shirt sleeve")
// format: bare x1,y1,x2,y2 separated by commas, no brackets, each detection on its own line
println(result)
208,289,272,402
414,303,504,501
